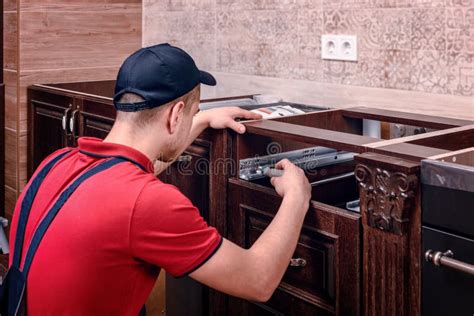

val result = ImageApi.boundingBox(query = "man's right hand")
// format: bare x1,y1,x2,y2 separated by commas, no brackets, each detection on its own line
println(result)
269,159,311,204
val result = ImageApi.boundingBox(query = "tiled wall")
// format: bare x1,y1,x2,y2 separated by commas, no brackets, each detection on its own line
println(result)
143,0,473,113
3,0,142,217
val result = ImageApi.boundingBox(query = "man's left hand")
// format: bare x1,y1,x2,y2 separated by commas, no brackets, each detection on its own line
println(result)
197,107,262,134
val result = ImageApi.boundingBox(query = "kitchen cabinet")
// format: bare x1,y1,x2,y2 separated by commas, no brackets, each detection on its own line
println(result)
27,81,474,315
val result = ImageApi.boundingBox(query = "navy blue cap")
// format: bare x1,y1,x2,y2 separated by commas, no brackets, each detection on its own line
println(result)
113,43,216,112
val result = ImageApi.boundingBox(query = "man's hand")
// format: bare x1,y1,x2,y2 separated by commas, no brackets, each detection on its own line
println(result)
196,107,262,134
270,159,311,205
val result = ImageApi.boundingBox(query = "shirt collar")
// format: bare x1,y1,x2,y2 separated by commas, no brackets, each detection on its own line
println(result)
77,137,154,173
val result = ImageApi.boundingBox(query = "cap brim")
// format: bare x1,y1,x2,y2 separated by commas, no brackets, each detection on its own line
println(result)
199,70,217,86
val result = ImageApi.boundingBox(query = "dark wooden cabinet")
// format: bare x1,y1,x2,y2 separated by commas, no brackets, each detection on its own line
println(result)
27,81,474,316
28,88,76,174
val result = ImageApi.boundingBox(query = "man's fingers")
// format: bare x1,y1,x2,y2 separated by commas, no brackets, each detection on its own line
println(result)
227,120,246,134
275,158,292,169
235,109,262,120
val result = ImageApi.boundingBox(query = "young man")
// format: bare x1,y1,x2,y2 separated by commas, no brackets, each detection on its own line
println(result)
8,44,311,315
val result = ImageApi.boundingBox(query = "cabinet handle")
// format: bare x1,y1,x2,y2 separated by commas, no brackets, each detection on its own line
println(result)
62,105,72,131
69,109,79,139
177,155,193,162
425,250,474,276
289,258,306,267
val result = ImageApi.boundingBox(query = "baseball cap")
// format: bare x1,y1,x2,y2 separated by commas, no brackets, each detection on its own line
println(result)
113,43,217,112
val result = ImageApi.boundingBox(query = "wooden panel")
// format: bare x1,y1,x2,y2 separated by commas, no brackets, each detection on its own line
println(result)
341,107,473,129
18,134,28,191
244,119,379,153
5,128,18,189
4,11,18,71
4,70,18,130
409,128,474,151
372,143,450,162
19,3,141,71
4,0,17,12
428,147,474,166
4,185,17,220
271,109,363,135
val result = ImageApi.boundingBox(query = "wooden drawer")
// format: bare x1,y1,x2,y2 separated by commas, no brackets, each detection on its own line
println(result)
227,178,361,315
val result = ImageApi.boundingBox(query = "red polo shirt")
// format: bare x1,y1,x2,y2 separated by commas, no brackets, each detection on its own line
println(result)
9,137,222,315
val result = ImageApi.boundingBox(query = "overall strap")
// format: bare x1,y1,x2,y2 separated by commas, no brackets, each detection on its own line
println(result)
12,150,72,269
21,157,127,276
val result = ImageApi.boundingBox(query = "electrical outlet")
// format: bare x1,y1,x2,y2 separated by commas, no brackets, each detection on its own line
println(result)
321,35,358,62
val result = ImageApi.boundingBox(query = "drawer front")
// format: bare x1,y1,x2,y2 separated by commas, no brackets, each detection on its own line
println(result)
228,178,361,315
246,206,335,303
422,227,474,316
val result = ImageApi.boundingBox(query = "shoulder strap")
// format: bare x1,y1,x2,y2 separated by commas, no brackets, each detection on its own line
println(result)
12,150,72,269
21,158,127,276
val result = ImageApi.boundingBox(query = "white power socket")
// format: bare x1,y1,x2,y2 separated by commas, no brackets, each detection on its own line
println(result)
321,35,358,62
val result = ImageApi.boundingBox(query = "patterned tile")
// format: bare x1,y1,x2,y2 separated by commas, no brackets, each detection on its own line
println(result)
447,51,474,95
412,9,446,50
323,49,385,87
323,10,356,33
144,10,216,70
358,9,412,50
446,7,474,52
411,50,449,93
323,0,411,9
384,50,412,89
446,0,473,6
324,9,411,50
216,0,300,10
217,9,299,77
143,0,215,11
411,0,446,7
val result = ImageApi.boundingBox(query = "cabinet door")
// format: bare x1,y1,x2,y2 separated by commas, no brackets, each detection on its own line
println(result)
227,178,361,316
158,142,211,316
28,89,75,176
80,99,116,139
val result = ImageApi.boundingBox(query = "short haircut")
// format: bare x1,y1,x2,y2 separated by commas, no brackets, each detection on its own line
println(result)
116,85,200,127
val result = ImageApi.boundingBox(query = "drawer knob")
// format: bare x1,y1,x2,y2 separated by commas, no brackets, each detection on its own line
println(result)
289,258,306,267
177,155,192,162
425,249,474,276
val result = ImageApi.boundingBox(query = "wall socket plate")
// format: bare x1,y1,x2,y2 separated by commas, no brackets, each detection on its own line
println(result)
321,35,358,62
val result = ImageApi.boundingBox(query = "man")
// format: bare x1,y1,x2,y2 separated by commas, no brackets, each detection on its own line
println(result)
8,44,311,315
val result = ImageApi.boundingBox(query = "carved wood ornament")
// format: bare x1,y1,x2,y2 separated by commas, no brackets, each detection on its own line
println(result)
355,164,418,235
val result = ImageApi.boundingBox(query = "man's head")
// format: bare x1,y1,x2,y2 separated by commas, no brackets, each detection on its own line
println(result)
112,44,216,162
115,85,201,162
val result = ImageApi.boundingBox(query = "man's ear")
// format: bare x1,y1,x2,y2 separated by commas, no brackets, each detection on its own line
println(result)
167,101,185,134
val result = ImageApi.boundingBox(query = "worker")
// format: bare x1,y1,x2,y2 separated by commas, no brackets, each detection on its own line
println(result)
3,44,311,315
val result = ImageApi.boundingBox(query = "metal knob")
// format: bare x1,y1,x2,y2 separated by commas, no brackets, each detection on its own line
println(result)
425,249,474,276
177,155,192,162
289,258,306,267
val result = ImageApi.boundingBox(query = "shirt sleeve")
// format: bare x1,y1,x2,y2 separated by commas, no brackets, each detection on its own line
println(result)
129,180,222,277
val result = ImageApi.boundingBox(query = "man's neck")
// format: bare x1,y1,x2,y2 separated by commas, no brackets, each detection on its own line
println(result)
103,123,163,162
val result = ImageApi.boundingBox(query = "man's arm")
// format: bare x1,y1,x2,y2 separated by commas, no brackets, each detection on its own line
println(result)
190,159,311,302
154,107,261,175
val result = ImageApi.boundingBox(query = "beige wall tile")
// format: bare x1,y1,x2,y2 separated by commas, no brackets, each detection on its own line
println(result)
446,6,474,52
